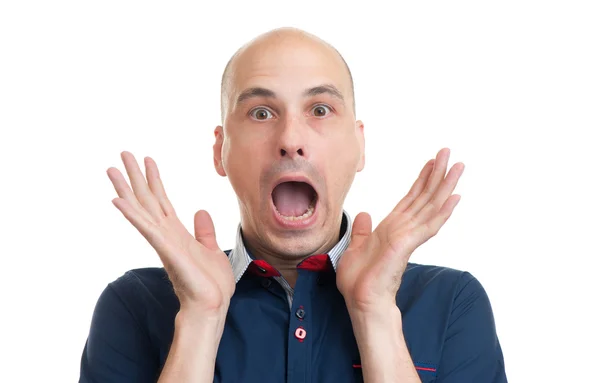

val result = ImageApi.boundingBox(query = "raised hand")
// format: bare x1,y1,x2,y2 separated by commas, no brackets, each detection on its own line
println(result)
107,151,235,316
337,148,464,312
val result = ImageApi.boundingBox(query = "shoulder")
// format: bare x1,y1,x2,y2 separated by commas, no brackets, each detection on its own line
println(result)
398,262,487,313
400,266,506,380
402,261,476,292
109,267,171,294
107,267,180,319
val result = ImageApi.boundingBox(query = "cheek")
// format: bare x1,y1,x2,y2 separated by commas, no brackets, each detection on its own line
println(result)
332,159,358,193
326,132,361,171
223,137,265,203
323,140,361,200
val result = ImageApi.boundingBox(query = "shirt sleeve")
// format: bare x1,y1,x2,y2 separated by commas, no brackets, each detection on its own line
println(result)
79,282,159,383
435,272,508,382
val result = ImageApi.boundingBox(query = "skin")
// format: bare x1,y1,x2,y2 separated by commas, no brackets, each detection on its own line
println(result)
106,27,464,382
213,28,365,286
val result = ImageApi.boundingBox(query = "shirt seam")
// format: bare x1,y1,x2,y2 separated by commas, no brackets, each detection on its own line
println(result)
109,274,155,351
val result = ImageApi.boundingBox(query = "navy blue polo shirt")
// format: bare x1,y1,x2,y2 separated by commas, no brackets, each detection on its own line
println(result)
80,211,507,382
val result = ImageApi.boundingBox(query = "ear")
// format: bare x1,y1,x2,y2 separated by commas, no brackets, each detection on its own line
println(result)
355,119,365,172
213,125,227,177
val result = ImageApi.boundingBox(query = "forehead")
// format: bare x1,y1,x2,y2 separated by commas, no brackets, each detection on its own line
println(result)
228,39,351,102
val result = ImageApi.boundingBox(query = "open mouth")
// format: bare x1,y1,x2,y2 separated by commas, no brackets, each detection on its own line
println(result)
271,181,318,221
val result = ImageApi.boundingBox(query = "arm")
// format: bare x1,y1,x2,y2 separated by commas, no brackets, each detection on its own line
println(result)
435,273,507,382
80,284,158,382
157,309,227,382
81,151,235,382
337,148,464,382
80,283,228,383
347,304,420,383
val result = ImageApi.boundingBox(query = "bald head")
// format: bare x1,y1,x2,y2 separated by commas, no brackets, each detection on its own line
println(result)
212,27,365,259
220,27,355,123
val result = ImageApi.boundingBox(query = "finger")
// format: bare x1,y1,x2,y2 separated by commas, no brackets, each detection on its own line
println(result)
111,197,172,264
194,210,219,251
347,212,372,251
401,194,462,255
121,151,165,220
393,159,434,213
144,156,177,217
107,167,154,223
413,162,465,224
405,148,451,216
425,194,461,237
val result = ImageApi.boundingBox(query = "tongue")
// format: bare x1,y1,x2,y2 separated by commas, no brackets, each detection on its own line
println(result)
272,182,314,217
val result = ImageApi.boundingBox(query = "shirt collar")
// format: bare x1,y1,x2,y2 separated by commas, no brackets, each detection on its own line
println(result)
229,210,352,283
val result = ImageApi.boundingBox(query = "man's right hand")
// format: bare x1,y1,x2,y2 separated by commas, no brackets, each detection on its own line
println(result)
107,151,235,317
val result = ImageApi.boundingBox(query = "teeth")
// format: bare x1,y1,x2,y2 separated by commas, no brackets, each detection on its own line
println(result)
276,200,316,221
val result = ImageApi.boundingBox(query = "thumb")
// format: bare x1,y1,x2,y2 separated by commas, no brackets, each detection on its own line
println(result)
194,210,219,251
348,212,372,250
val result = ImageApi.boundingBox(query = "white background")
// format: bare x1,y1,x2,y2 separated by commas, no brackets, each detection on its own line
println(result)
1,1,599,382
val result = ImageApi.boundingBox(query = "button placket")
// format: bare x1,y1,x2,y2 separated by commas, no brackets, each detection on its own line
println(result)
285,269,314,382
294,304,306,341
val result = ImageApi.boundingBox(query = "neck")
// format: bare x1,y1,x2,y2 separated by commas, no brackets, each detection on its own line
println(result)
241,214,344,288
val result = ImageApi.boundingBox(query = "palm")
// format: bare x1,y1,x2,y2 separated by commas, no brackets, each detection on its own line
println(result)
337,148,464,309
151,211,234,309
107,151,235,312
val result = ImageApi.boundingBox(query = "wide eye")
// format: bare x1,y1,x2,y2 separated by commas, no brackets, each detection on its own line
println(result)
250,108,273,121
311,104,331,117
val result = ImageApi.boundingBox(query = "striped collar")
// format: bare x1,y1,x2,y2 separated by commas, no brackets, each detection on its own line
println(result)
229,210,352,283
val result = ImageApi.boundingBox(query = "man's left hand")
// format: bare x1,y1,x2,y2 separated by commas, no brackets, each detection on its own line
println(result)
337,147,465,313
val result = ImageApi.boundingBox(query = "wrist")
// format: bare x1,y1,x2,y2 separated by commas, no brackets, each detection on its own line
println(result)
157,305,228,381
347,303,418,381
177,302,229,324
174,306,228,350
176,306,228,330
347,303,402,329
347,303,405,347
344,295,399,319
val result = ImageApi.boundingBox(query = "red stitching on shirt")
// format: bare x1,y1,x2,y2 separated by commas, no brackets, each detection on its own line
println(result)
353,364,435,372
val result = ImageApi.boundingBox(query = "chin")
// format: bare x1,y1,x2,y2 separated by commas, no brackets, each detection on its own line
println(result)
247,171,337,256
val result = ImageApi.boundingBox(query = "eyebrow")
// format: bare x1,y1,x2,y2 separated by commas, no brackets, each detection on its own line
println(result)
303,84,345,102
235,84,345,106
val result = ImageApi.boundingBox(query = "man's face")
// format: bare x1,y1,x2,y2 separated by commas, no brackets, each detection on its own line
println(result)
214,35,365,258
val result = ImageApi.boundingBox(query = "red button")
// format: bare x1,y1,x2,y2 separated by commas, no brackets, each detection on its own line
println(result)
295,327,306,341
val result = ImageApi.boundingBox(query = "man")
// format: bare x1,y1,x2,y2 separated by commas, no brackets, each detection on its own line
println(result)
80,27,507,382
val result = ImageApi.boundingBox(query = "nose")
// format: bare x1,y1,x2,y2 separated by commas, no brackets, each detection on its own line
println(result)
280,146,304,158
277,117,307,159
